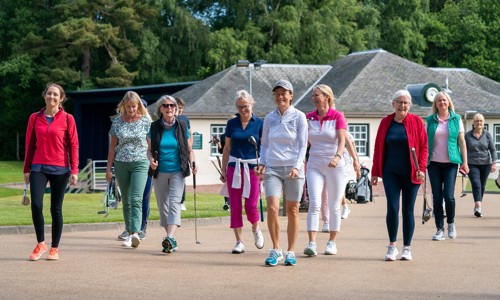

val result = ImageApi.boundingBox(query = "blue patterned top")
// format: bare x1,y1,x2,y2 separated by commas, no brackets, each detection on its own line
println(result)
109,116,151,162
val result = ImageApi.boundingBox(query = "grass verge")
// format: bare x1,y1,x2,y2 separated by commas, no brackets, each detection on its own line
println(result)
0,191,237,226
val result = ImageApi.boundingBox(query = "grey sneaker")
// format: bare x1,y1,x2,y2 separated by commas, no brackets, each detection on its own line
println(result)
448,223,457,239
138,231,146,240
385,245,399,261
117,230,129,241
432,229,445,241
400,247,412,261
303,242,317,256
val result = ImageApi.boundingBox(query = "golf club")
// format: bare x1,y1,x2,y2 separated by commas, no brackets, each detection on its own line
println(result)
248,136,264,222
193,161,201,244
211,160,223,176
411,147,432,224
459,168,467,197
216,155,222,170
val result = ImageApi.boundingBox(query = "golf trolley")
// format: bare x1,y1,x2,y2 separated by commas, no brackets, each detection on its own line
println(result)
98,170,122,216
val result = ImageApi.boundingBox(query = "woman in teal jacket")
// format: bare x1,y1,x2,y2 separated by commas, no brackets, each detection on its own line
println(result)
426,92,468,241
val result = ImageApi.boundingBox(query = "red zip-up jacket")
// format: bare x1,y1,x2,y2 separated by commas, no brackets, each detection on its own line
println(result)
23,108,79,174
372,113,428,184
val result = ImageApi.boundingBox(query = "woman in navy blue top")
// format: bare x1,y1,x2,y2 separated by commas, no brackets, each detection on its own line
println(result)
220,90,265,254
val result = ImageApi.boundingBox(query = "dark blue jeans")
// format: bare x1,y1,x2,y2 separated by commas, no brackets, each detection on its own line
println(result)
141,175,152,232
468,164,490,203
427,161,458,230
382,170,420,246
30,171,70,247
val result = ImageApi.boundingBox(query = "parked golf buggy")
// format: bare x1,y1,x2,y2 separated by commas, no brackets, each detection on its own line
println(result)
299,165,372,211
98,170,122,216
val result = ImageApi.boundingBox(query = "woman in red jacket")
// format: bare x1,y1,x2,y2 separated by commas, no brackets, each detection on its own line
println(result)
371,90,427,261
23,83,79,261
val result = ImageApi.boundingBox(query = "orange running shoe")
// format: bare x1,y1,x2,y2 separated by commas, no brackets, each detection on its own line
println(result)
47,247,59,260
29,241,48,261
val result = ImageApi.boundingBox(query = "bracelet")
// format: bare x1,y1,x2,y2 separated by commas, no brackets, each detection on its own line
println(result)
335,154,342,159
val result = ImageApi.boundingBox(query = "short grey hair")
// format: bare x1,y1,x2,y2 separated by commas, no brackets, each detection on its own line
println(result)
155,95,178,119
392,90,412,103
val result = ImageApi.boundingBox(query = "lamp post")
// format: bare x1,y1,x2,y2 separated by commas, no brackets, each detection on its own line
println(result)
236,60,266,95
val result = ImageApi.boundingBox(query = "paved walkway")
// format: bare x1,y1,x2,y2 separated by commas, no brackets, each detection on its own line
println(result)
1,184,499,299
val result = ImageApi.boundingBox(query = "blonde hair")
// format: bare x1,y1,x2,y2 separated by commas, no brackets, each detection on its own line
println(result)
314,84,335,107
116,91,150,117
430,91,455,114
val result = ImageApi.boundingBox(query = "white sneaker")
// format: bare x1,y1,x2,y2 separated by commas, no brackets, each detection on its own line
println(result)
180,203,187,211
322,222,330,232
448,223,457,239
325,240,337,255
341,206,351,219
253,228,264,249
122,235,132,248
385,245,399,261
232,241,245,254
303,241,317,256
131,233,140,248
432,229,445,241
400,247,412,261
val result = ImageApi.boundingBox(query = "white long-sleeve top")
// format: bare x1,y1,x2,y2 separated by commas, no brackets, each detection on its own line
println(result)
260,105,308,169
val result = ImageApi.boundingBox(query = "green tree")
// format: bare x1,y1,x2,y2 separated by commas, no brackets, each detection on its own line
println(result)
424,0,500,81
371,0,428,62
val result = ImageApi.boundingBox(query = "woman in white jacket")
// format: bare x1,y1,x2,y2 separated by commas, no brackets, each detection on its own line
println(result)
255,79,308,267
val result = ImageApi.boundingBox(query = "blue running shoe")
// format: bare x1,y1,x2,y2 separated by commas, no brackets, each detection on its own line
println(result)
265,249,283,266
284,251,297,266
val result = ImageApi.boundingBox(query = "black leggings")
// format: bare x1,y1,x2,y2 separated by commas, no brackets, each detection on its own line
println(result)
30,172,69,247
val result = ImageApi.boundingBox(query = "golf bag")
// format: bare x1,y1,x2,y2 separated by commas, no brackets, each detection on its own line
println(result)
353,166,373,203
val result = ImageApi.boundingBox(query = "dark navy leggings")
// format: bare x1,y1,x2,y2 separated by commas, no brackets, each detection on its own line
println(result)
30,172,69,248
382,170,420,246
427,161,458,230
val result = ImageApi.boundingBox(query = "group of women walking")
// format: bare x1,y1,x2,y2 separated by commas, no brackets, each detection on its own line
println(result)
23,81,497,264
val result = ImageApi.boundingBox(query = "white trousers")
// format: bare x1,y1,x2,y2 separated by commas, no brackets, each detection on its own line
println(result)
306,157,346,232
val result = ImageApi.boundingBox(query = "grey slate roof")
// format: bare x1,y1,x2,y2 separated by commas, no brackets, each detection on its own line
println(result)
176,49,500,119
175,64,331,118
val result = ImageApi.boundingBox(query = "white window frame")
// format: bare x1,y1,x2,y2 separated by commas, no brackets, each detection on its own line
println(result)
494,125,500,162
348,124,369,157
210,124,226,156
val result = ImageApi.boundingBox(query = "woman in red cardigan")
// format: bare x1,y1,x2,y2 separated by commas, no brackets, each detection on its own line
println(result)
371,90,427,261
23,83,79,261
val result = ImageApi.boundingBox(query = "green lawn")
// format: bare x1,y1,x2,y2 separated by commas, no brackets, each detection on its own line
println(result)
0,161,24,184
0,191,232,226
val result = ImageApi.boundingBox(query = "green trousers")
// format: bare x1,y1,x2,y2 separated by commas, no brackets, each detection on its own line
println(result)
114,160,149,233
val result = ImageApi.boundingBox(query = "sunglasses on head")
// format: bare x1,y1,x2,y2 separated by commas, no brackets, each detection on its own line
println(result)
162,103,176,109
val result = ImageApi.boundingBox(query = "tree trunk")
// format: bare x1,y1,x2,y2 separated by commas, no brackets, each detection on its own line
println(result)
81,48,91,79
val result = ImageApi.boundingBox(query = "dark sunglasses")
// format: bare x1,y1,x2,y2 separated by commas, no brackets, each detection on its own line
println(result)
162,103,176,109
